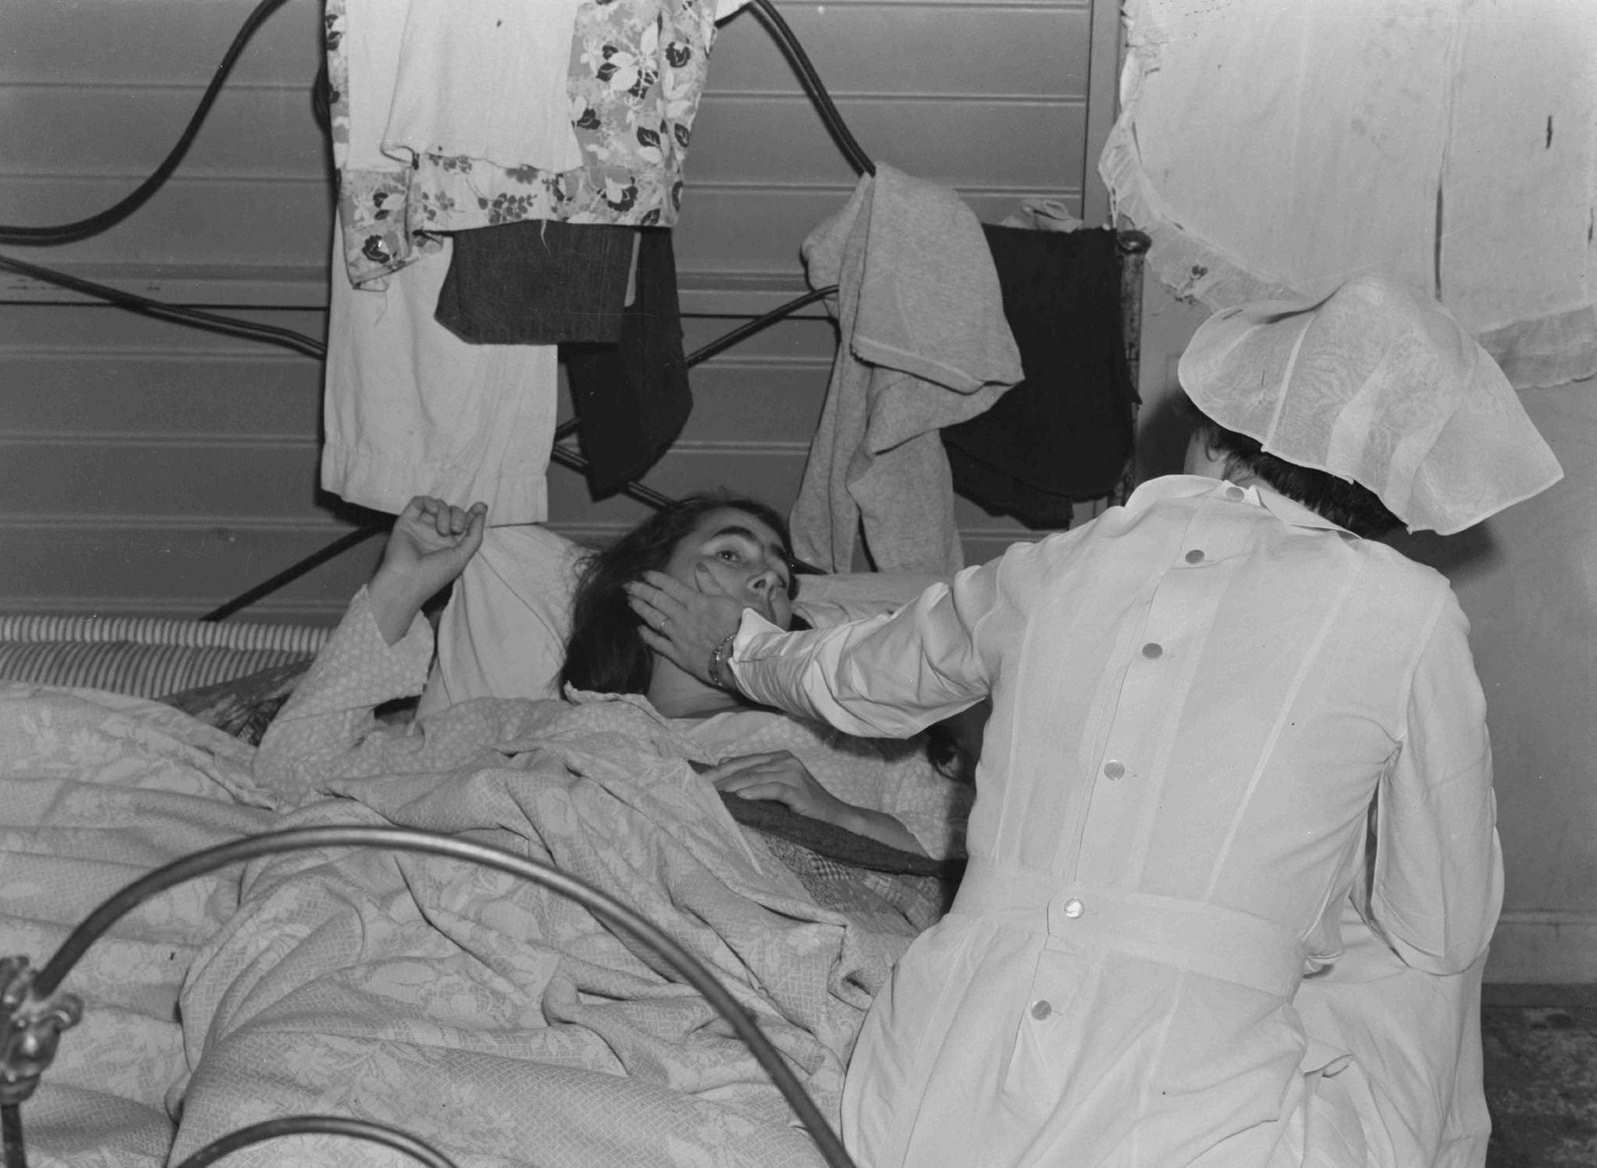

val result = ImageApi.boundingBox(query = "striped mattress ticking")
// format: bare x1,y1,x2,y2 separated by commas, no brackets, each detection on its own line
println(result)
0,614,331,699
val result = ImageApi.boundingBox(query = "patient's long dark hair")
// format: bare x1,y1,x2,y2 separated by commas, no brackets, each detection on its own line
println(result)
559,493,798,696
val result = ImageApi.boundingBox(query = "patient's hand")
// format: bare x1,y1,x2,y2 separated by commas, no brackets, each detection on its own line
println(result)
708,750,925,854
368,496,487,644
707,750,844,818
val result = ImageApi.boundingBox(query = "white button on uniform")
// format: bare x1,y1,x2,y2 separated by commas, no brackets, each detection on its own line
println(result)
1031,1000,1053,1020
1062,898,1085,919
1225,485,1245,501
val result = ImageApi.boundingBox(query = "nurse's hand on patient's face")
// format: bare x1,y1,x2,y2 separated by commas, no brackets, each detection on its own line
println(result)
368,496,487,645
626,568,742,685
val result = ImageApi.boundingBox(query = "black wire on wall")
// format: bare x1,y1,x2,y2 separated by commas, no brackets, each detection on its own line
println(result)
0,250,327,360
0,0,327,358
748,0,874,177
0,0,297,248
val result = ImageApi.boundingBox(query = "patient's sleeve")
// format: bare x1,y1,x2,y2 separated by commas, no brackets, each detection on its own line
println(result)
253,586,435,802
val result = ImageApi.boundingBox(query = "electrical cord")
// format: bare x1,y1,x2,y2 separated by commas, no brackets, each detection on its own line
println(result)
749,0,874,177
0,0,323,357
0,0,295,246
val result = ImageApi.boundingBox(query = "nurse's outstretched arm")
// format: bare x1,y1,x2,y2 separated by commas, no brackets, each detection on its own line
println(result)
746,555,1023,739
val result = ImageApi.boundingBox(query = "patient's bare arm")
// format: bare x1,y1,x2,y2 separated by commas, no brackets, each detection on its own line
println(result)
706,750,927,855
367,496,488,645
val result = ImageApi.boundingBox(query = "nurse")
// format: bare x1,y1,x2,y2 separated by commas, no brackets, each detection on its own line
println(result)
627,274,1563,1168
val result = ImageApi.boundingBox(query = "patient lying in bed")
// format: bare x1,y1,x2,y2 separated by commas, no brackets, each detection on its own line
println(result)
162,495,969,1168
258,493,967,860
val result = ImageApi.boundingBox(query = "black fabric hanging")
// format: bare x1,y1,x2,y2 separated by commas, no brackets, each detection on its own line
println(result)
435,220,637,344
561,227,693,498
941,225,1135,527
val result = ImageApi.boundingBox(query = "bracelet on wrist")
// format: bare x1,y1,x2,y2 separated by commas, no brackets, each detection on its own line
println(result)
707,631,738,691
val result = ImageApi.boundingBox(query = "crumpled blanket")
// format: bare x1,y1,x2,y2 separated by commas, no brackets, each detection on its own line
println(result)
1,641,942,1167
0,683,275,1168
170,697,921,1168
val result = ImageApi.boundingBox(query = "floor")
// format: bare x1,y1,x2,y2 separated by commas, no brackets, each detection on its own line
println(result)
1483,984,1597,1167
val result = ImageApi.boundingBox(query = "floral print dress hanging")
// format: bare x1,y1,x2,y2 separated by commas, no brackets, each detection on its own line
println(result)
325,0,727,288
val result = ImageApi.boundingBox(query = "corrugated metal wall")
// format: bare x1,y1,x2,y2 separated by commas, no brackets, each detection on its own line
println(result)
0,0,1121,622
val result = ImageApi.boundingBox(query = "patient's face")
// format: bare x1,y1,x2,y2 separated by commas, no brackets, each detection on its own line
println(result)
665,507,794,629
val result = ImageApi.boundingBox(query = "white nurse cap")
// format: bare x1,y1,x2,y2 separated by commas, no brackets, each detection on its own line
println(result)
1177,274,1564,535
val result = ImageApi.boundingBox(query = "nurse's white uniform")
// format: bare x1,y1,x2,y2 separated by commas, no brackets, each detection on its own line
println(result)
731,476,1502,1168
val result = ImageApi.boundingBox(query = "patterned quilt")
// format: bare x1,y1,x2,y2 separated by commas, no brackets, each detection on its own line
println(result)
0,682,942,1168
0,683,275,1168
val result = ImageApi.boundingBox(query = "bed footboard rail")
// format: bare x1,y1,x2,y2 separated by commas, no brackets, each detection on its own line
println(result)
1,827,860,1168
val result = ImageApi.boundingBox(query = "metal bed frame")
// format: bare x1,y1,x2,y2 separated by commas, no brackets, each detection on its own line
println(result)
0,4,1148,1163
0,827,858,1168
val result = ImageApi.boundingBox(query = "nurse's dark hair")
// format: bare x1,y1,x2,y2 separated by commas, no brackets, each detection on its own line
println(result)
1182,397,1403,539
559,492,799,696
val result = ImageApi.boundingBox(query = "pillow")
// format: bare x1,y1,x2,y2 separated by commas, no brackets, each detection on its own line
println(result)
419,523,945,710
417,524,586,714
